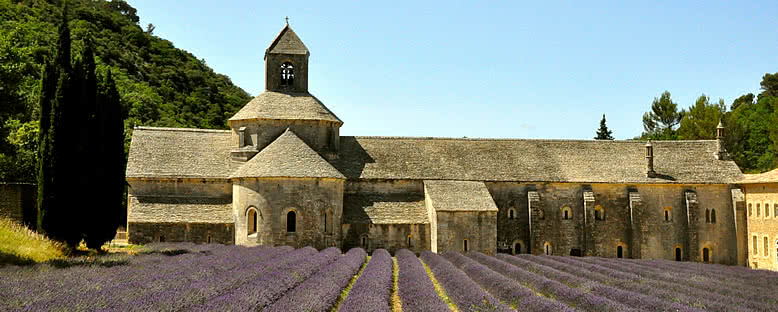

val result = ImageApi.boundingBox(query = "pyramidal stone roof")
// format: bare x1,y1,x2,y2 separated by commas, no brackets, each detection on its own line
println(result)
230,129,345,179
265,24,309,58
228,91,342,124
739,168,778,184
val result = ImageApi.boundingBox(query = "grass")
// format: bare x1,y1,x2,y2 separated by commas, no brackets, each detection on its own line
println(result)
421,258,458,312
391,257,402,312
330,255,370,312
0,217,66,265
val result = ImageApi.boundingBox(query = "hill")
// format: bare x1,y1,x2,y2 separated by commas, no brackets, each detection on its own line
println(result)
0,0,252,182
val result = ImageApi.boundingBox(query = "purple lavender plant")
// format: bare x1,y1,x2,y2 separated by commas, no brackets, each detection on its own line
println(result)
339,249,393,312
395,249,449,312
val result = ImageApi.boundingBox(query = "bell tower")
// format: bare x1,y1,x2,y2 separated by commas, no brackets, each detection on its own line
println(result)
265,20,309,92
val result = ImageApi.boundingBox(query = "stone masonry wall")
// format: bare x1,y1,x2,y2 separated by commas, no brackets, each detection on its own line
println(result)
128,222,234,244
0,183,36,227
230,119,340,157
436,211,497,255
341,223,429,255
232,178,343,249
743,183,778,271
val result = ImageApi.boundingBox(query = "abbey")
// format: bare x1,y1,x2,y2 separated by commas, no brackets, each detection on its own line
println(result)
125,24,748,264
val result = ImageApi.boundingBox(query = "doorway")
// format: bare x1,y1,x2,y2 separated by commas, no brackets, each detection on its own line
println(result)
570,248,582,257
675,247,682,261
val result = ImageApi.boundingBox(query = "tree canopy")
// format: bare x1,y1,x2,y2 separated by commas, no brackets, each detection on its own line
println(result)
641,91,684,140
594,114,614,140
678,95,725,140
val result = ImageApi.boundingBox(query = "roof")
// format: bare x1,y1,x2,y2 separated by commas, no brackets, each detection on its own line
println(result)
230,129,345,179
128,196,232,223
228,91,342,124
739,169,778,184
333,137,744,184
265,24,309,58
342,193,428,224
424,180,498,212
126,127,242,179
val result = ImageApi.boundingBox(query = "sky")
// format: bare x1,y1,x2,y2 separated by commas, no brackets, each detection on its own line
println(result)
127,0,776,139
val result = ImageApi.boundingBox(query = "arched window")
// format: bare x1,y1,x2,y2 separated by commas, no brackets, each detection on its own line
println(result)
594,205,605,221
247,208,258,235
765,202,770,218
753,235,758,255
287,210,296,233
705,209,711,223
663,207,672,222
280,62,294,86
748,203,753,217
508,208,516,220
561,206,572,220
774,204,778,219
702,248,710,263
407,235,412,247
757,203,761,217
513,241,523,255
617,246,623,258
710,209,716,224
538,208,545,220
544,242,552,255
463,239,469,252
675,247,682,261
207,235,212,244
361,234,369,248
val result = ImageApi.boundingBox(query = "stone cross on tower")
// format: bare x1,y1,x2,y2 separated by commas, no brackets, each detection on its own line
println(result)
285,16,289,24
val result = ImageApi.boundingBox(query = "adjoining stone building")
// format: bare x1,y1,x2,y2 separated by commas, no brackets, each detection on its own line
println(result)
125,24,747,262
738,169,778,270
0,183,37,228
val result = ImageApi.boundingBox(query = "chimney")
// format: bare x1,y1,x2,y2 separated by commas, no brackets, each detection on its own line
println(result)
715,120,728,160
646,140,656,178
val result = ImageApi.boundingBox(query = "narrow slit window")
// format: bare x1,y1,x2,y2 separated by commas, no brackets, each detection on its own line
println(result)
463,239,469,252
710,209,716,224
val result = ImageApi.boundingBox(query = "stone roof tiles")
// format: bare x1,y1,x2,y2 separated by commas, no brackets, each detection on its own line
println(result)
265,24,309,57
342,193,428,224
424,180,498,212
126,127,241,179
333,137,744,184
128,196,232,223
739,169,778,184
228,91,342,124
229,129,345,179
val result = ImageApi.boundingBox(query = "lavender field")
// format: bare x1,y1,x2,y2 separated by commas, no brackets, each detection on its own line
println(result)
1,244,778,312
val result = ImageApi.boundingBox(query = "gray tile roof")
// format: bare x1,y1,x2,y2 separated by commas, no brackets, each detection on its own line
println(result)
128,196,232,223
333,137,744,184
265,24,309,57
739,169,778,184
343,193,428,224
424,180,498,212
126,127,242,179
230,129,346,179
228,91,342,124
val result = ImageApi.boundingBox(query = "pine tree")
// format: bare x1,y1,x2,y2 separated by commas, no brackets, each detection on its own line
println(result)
594,114,614,140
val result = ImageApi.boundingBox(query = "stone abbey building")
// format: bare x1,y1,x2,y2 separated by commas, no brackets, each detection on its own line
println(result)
125,24,748,264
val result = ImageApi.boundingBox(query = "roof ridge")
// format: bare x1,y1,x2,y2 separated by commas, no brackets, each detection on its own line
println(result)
344,135,716,143
134,126,231,133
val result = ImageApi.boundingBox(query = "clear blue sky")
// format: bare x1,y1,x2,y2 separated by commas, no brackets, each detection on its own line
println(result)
128,0,775,139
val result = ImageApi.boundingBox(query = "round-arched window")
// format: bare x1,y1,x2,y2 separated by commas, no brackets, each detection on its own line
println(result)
281,62,294,86
287,210,296,233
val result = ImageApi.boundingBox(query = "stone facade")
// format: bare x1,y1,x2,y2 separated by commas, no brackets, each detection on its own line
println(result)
0,183,37,228
124,23,751,264
739,169,778,271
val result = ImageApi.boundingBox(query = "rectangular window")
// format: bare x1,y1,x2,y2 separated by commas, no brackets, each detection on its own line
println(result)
748,204,752,217
765,237,769,257
774,204,778,218
757,204,761,217
753,236,758,255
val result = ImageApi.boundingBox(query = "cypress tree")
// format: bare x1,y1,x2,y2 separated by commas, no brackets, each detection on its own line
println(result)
594,114,615,140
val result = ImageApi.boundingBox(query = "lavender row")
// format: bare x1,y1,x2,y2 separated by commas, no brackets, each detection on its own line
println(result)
552,255,760,312
395,249,449,312
468,252,631,312
420,251,512,312
443,252,575,312
267,247,367,312
339,249,393,312
578,256,774,311
192,247,342,311
625,257,778,286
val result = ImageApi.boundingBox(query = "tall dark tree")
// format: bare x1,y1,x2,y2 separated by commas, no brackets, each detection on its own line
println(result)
641,91,684,140
594,114,614,140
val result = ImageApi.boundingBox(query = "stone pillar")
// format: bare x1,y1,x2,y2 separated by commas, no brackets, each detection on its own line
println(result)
731,188,747,266
528,191,542,254
685,191,700,262
628,191,644,259
583,190,596,256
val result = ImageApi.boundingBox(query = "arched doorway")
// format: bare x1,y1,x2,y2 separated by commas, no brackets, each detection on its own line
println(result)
702,247,710,263
247,208,258,235
570,248,582,257
675,247,682,261
513,241,523,255
617,246,623,258
287,211,296,233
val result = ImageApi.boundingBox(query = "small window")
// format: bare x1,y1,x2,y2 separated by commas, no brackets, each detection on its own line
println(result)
544,242,552,255
287,210,296,233
702,248,710,263
159,235,165,243
280,62,294,86
765,236,769,257
513,241,523,255
463,239,469,252
710,209,716,224
774,204,778,219
595,205,605,221
753,235,758,255
361,235,368,248
617,246,623,258
757,204,761,217
247,208,258,235
538,208,545,220
207,235,212,244
561,206,572,220
407,235,412,247
748,203,753,217
323,212,327,233
508,208,516,220
766,204,771,218
705,209,711,223
663,207,672,222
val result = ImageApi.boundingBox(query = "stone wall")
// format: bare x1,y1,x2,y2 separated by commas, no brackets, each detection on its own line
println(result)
742,183,778,271
341,223,429,254
232,177,343,249
266,53,309,92
128,222,234,244
0,183,37,228
435,211,497,255
230,119,340,157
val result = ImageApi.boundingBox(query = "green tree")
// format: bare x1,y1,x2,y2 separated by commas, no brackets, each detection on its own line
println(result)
641,91,684,140
594,114,614,140
678,95,726,140
760,72,778,98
